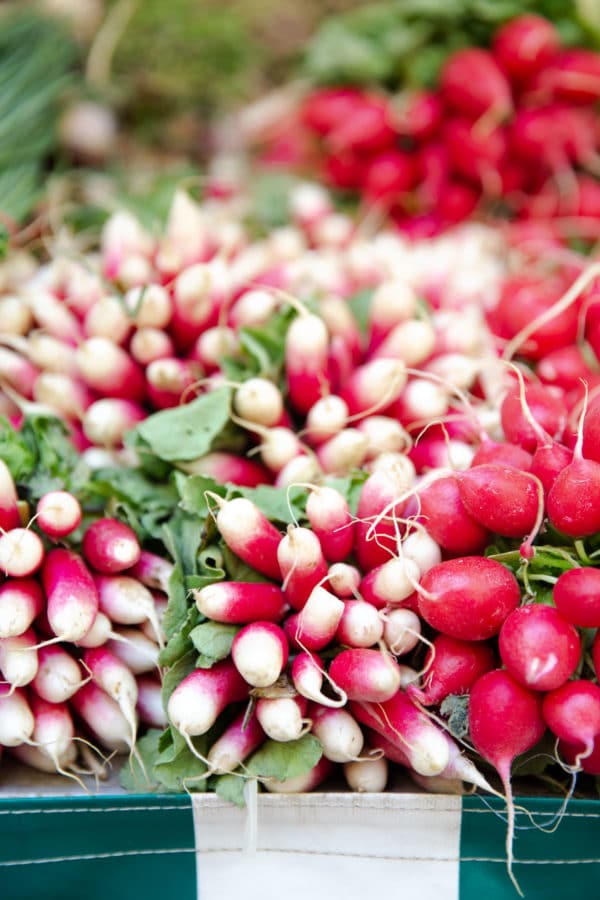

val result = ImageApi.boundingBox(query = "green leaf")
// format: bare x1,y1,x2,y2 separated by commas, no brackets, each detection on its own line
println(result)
246,734,322,783
89,467,178,542
159,604,201,667
212,772,247,807
135,387,233,462
190,621,240,668
325,471,369,516
250,172,298,231
0,224,8,260
154,740,209,792
175,472,226,516
119,730,163,793
223,307,296,382
161,648,197,708
234,484,307,525
221,545,271,584
346,289,373,339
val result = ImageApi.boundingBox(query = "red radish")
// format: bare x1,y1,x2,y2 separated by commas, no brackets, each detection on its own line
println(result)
231,621,288,687
340,358,407,418
351,691,450,777
554,567,600,628
171,263,221,348
363,150,417,202
381,608,421,656
43,549,99,643
316,428,369,474
0,459,20,532
419,476,491,554
82,518,141,574
493,275,578,361
336,600,384,648
128,550,174,594
229,288,278,329
212,496,282,580
360,556,421,609
302,87,367,135
179,452,271,487
0,628,38,688
444,119,507,189
396,90,443,140
493,15,560,82
292,585,345,652
264,757,334,793
206,709,264,774
83,646,139,747
310,705,365,762
36,491,82,539
0,685,34,746
499,604,580,691
194,581,286,625
108,627,160,674
304,395,349,446
418,557,520,641
70,681,133,753
255,695,310,742
543,680,600,764
0,528,44,577
500,383,567,452
256,426,303,473
537,346,594,392
319,295,362,362
0,346,38,398
130,327,175,365
559,735,600,776
409,435,475,474
291,650,346,708
469,670,546,893
145,357,198,409
327,563,361,598
344,753,388,792
18,696,77,777
124,283,172,329
82,399,145,447
358,415,409,458
75,337,145,401
167,659,248,749
233,377,284,427
407,634,495,707
285,313,330,415
547,401,600,538
305,487,354,563
326,93,395,153
354,466,410,571
194,328,239,369
456,464,542,543
32,645,85,703
136,676,167,729
367,281,418,352
401,529,442,576
29,293,82,345
275,455,321,489
530,441,573,495
95,575,162,644
548,50,600,104
581,397,600,464
277,525,328,610
329,647,401,703
440,48,512,121
76,611,116,649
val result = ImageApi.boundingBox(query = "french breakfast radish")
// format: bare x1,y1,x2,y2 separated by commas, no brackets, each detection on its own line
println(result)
276,525,328,610
43,549,99,643
36,491,82,539
329,647,401,702
194,581,286,624
167,659,248,747
82,518,142,574
212,496,282,580
231,621,288,687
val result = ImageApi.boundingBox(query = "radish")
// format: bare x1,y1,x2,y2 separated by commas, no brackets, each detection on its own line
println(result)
305,487,354,563
0,295,33,336
493,14,560,82
0,346,38,398
351,691,450,777
401,529,442,576
76,611,117,649
407,634,496,707
255,695,310,742
316,428,369,474
367,280,417,352
469,670,545,892
358,415,409,458
499,605,580,691
291,585,345,651
275,454,322,489
108,627,160,674
211,496,282,580
310,705,366,762
82,399,146,448
543,680,600,763
124,283,172,329
43,549,99,643
277,525,328,610
128,550,174,594
133,678,165,733
145,357,198,409
75,337,145,401
167,659,248,751
70,681,133,753
553,567,600,628
354,466,411,571
233,377,284,427
231,621,288,687
548,50,600,104
360,557,421,609
0,528,44,577
343,754,388,792
229,289,278,329
418,557,520,641
336,600,384,648
418,475,490,554
0,628,38,688
329,647,401,702
33,372,93,420
291,650,347,708
304,395,349,446
84,295,132,344
82,518,141,574
547,398,600,538
178,452,271,487
327,563,361,598
27,695,78,781
363,150,417,203
95,575,162,645
194,581,286,625
36,491,82,539
440,48,513,121
0,459,20,532
340,358,407,417
0,685,34,747
455,464,543,546
256,426,303,473
381,608,421,656
206,709,264,774
83,646,140,748
500,383,567,452
130,327,175,365
285,313,330,415
559,735,600,776
263,757,334,793
32,645,86,703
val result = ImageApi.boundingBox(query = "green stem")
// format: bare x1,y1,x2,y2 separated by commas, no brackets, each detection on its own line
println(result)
575,540,593,565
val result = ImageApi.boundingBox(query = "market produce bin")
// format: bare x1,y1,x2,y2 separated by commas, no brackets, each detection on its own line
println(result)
2,783,599,900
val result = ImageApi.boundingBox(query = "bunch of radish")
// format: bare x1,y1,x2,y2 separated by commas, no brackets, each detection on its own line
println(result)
258,13,600,244
0,466,171,782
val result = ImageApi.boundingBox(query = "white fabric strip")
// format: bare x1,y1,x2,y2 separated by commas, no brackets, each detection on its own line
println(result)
192,792,462,900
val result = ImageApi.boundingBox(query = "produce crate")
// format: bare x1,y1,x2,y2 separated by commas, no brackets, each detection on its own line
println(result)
1,767,599,900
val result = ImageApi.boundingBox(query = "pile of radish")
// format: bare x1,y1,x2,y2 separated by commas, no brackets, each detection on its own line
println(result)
258,13,600,242
3,134,600,892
